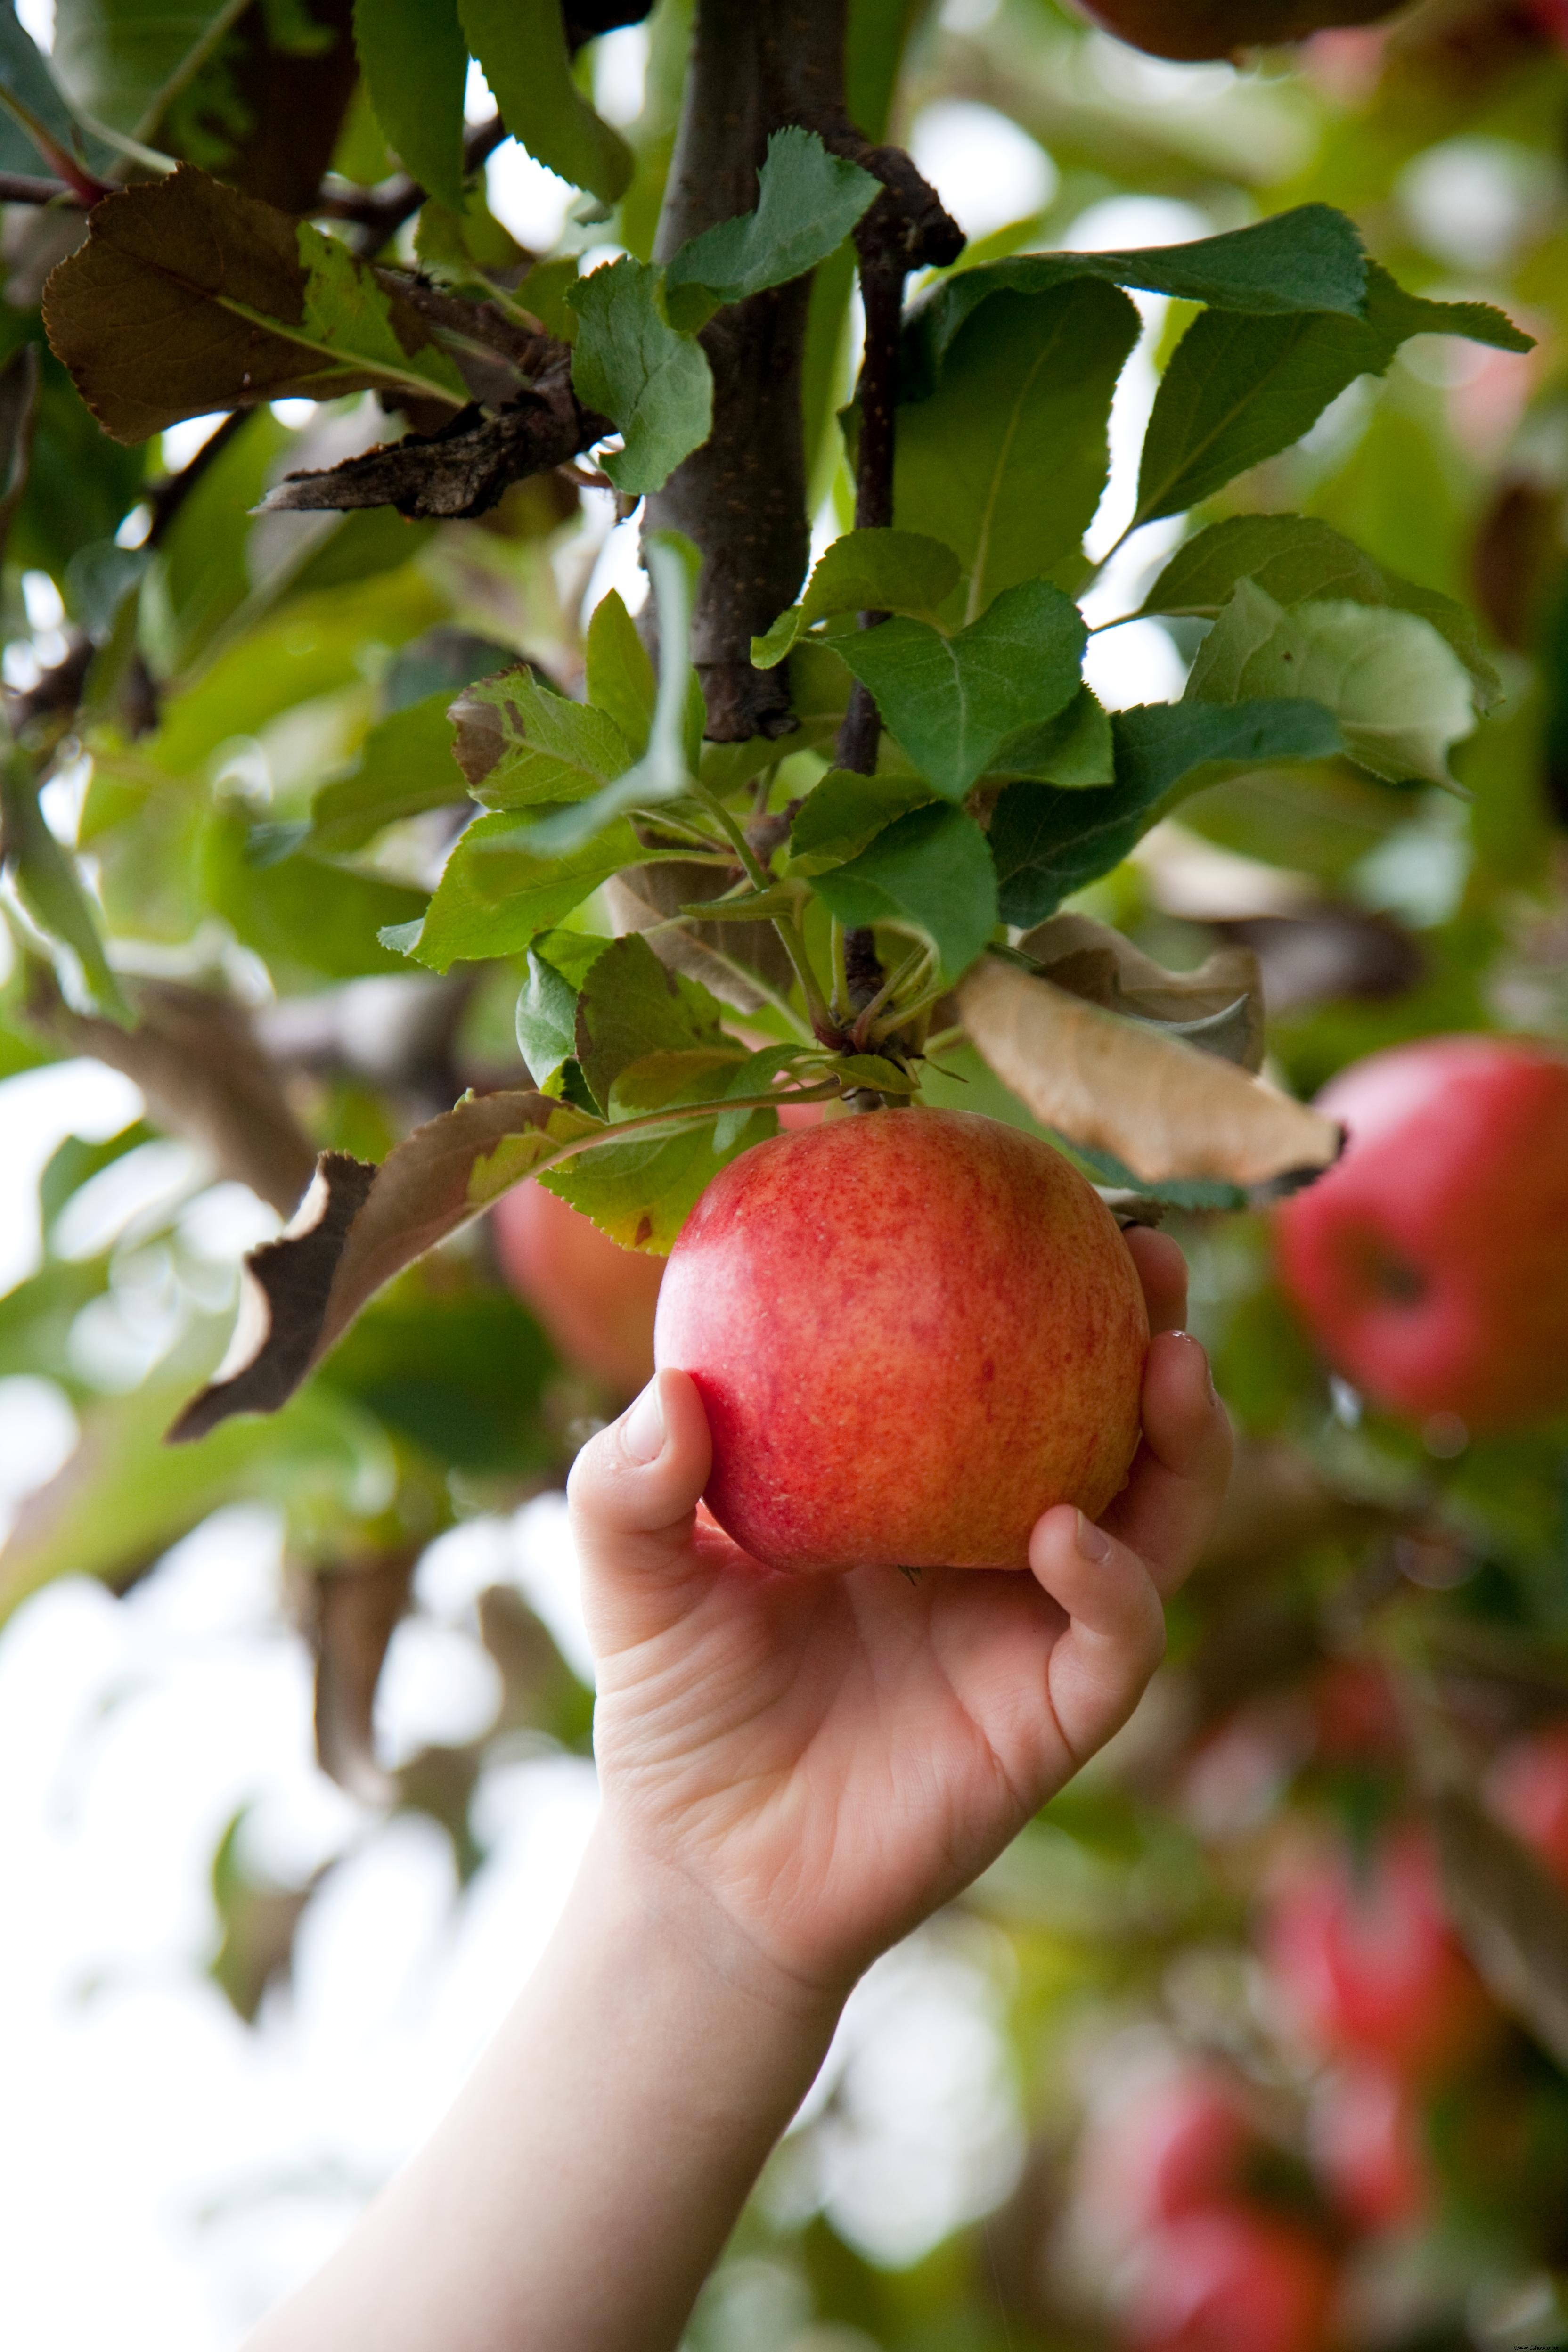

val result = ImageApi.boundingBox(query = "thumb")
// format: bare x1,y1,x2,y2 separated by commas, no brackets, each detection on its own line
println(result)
567,1368,715,1650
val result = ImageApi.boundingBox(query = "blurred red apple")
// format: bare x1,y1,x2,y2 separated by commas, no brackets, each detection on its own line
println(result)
654,1107,1149,1573
1071,0,1403,62
1526,0,1568,46
1124,2204,1339,2352
1262,1825,1493,2081
1310,2057,1429,2231
1486,1723,1568,1889
1274,1037,1568,1430
493,1181,664,1398
1081,2066,1252,2238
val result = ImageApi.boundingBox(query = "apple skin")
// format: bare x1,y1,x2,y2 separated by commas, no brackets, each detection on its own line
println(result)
653,1108,1149,1574
493,1182,664,1398
1262,1826,1494,2082
1124,2205,1339,2352
1486,1723,1568,1890
1274,1037,1568,1430
1071,0,1401,62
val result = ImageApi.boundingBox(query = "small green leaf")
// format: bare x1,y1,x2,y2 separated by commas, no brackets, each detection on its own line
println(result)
540,1113,774,1252
788,768,936,874
663,127,882,330
574,931,733,1116
402,815,670,972
515,931,611,1089
567,257,714,498
808,802,997,986
525,532,701,851
456,0,632,205
1185,580,1477,786
0,751,132,1024
891,278,1140,621
989,685,1115,787
1135,262,1532,527
352,0,466,209
1139,513,1501,711
988,697,1346,927
835,579,1086,800
751,528,963,668
311,691,467,853
585,589,657,757
451,668,636,811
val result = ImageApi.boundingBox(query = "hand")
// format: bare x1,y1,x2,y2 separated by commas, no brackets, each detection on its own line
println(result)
569,1227,1231,2006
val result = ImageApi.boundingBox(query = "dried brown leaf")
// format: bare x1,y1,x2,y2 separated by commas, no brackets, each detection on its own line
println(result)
168,1090,600,1442
1019,911,1265,1070
303,1548,418,1805
605,861,799,1016
957,954,1340,1188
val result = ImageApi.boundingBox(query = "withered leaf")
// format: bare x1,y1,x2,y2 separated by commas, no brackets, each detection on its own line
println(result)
168,1090,601,1441
957,954,1339,1188
1018,912,1265,1072
260,391,596,523
42,165,466,444
304,1546,419,1805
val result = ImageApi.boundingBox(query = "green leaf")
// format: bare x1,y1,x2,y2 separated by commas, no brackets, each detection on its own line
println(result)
310,690,467,853
585,589,657,757
787,767,936,874
573,931,733,1117
525,532,701,851
515,930,611,1090
0,750,132,1024
808,802,997,986
751,528,963,668
539,1111,774,1253
1138,513,1502,712
891,278,1140,621
456,0,632,205
905,207,1370,386
398,813,662,972
663,127,882,330
567,256,713,498
200,808,430,980
1134,262,1532,527
352,0,466,209
835,579,1086,800
52,0,240,144
989,697,1347,926
989,685,1115,787
451,667,636,812
1185,580,1478,786
0,6,111,181
41,165,467,443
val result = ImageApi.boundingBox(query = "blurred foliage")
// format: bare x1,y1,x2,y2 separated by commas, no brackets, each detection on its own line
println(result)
5,0,1568,2345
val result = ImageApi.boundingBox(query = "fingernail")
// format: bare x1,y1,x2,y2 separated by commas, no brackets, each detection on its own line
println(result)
1170,1329,1218,1403
1076,1511,1111,1564
621,1380,666,1465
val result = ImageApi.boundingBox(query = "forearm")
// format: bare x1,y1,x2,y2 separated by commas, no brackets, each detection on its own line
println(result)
244,1817,843,2352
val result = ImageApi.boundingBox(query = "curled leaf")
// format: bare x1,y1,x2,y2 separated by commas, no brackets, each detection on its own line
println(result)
306,1546,419,1805
1019,912,1265,1071
957,954,1339,1188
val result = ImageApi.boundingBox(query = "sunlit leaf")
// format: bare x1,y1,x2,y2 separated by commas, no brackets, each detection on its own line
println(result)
457,0,632,205
751,527,963,667
352,0,466,209
664,127,881,331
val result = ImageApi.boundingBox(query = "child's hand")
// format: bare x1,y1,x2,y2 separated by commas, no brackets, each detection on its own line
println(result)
570,1228,1230,2007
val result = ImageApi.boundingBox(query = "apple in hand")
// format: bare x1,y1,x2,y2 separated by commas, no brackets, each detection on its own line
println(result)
1124,2204,1339,2352
1262,1824,1493,2082
1274,1036,1568,1430
493,1181,664,1398
1070,0,1401,64
653,1108,1149,1573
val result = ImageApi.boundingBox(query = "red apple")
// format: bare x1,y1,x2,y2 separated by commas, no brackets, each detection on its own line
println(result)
1310,2057,1429,2231
1123,2205,1339,2352
1080,2067,1252,2239
1262,1825,1493,2081
1486,1723,1568,1890
493,1181,664,1397
653,1108,1149,1573
1071,0,1403,63
1274,1037,1568,1430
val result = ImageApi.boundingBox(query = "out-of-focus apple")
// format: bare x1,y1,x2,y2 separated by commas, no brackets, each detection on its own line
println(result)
654,1108,1149,1573
1526,0,1568,47
1262,1825,1494,2081
1124,2204,1339,2352
493,1181,664,1398
1310,2057,1429,2231
1079,2066,1252,2240
1071,0,1402,63
1274,1037,1568,1430
1486,1723,1568,1890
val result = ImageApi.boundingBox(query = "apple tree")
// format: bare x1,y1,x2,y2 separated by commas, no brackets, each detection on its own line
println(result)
3,0,1568,2337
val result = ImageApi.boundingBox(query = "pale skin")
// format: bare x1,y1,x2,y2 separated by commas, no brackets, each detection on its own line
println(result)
246,1227,1231,2352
